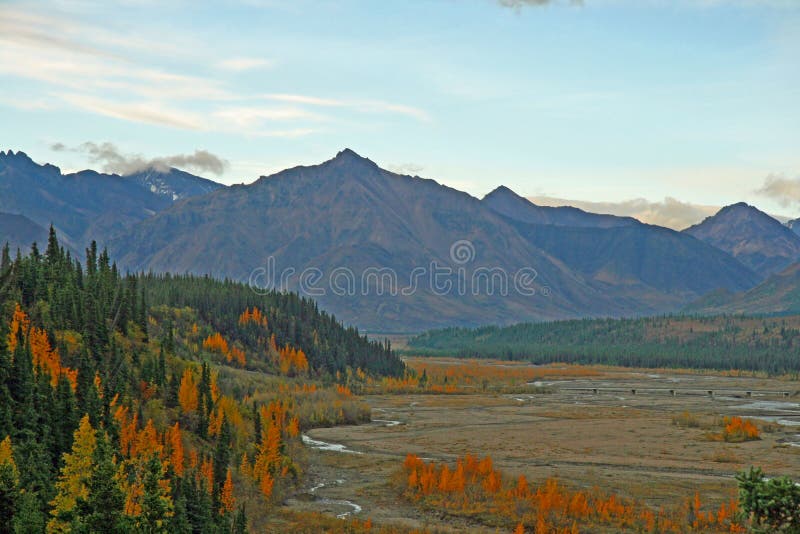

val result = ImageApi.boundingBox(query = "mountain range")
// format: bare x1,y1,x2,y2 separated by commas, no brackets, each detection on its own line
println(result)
0,150,222,252
3,147,800,331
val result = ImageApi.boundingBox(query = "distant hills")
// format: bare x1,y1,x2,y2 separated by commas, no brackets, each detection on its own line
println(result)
3,147,800,331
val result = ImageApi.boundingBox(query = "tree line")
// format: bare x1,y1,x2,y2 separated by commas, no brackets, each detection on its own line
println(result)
407,315,800,374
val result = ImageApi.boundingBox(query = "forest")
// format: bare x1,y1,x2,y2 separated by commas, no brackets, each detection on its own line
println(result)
406,315,800,374
0,228,404,533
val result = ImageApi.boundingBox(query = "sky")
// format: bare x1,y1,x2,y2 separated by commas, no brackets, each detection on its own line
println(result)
1,0,799,229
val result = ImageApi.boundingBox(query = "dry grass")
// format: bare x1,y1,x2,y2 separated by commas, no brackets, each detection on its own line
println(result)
278,361,800,532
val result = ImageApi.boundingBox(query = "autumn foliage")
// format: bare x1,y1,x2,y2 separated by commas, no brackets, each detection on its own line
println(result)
270,336,308,376
401,454,744,533
203,331,246,367
178,368,199,413
247,399,300,502
49,415,97,533
166,422,185,476
722,417,760,442
353,358,603,395
8,304,77,390
220,468,236,514
239,306,268,328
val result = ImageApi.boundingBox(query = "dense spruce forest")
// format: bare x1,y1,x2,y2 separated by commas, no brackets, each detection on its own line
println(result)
0,228,403,533
407,315,800,374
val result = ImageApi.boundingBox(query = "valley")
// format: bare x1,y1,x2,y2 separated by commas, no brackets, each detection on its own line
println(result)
4,1,799,532
283,359,800,532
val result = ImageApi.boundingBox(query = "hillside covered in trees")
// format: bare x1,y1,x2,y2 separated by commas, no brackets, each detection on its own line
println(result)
407,315,800,374
0,229,403,533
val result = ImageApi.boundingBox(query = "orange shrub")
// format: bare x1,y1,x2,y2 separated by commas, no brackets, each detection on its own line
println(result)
400,454,743,533
722,417,760,442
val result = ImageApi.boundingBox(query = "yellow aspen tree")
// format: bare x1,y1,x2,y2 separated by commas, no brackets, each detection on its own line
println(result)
178,368,198,413
0,436,17,480
48,415,96,533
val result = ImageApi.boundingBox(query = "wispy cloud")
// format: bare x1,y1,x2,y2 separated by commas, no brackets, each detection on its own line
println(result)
261,94,431,122
0,3,430,136
756,173,800,208
52,141,229,176
217,57,274,71
213,106,325,129
60,94,206,130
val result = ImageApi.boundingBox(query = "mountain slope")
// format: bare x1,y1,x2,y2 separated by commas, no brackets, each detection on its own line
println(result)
506,220,759,311
0,149,223,249
126,167,223,201
687,262,800,315
109,149,761,331
0,212,48,252
483,186,638,228
683,202,800,278
111,149,617,331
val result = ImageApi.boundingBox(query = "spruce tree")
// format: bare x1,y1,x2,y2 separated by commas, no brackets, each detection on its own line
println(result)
0,436,18,532
137,455,173,534
73,432,128,533
13,491,45,534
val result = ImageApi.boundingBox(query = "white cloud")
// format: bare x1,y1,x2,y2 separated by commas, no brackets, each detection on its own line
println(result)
387,163,425,175
756,173,800,208
53,141,229,176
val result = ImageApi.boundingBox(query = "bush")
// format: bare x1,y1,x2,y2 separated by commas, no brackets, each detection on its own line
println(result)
737,467,800,533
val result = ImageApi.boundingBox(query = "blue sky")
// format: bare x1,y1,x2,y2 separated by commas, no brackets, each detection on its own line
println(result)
1,0,798,228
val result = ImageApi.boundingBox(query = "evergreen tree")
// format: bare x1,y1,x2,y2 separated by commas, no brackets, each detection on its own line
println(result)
212,416,232,511
1,242,10,273
51,375,78,466
183,476,214,534
231,505,247,534
13,491,46,534
9,332,36,438
0,435,19,531
73,431,128,534
136,455,173,534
